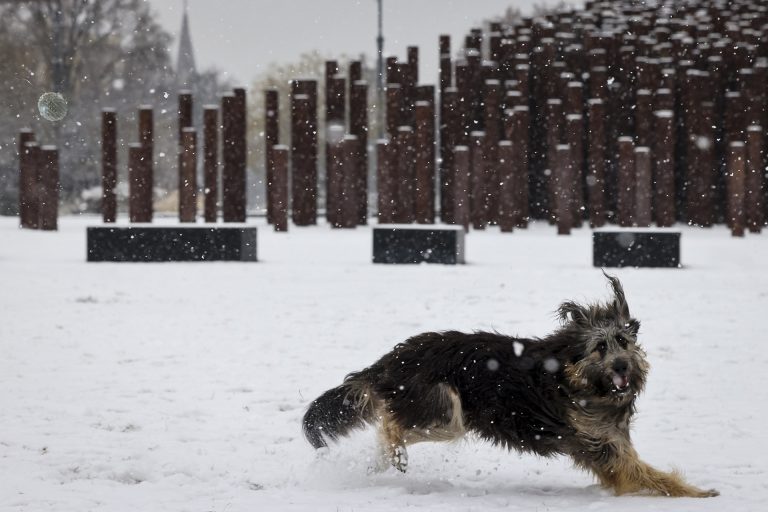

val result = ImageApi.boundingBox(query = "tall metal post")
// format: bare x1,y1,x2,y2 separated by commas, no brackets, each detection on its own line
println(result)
376,0,384,138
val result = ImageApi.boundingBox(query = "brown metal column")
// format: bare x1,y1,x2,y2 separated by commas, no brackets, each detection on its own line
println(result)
745,125,763,232
587,99,606,227
653,110,676,227
203,106,219,223
470,131,486,230
555,144,572,235
395,126,415,223
101,110,117,223
18,130,35,228
272,145,289,232
179,127,197,222
513,105,530,228
128,143,152,223
350,80,368,224
39,146,59,231
634,146,652,227
265,89,279,224
617,136,635,227
414,100,435,224
454,145,470,231
178,91,193,142
727,141,746,237
376,140,395,224
340,135,359,228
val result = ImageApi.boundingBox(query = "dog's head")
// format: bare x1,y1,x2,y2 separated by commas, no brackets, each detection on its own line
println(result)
559,273,649,404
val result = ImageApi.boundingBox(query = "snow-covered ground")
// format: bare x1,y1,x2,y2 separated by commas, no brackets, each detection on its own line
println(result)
1,215,766,511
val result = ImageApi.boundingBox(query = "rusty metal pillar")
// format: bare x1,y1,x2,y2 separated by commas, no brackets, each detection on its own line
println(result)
20,141,40,229
566,113,584,227
178,90,193,142
265,89,279,224
440,88,459,223
470,131,486,229
101,110,117,223
634,146,652,227
555,144,572,235
203,106,219,223
18,129,36,228
454,145,470,231
414,100,435,223
326,125,345,227
39,146,59,231
653,110,676,227
376,139,395,224
727,141,746,236
617,136,635,227
386,84,402,139
513,105,530,228
587,99,606,227
179,127,197,222
290,80,319,225
498,140,514,232
395,126,415,223
128,143,152,223
340,134,359,228
745,125,763,232
272,145,289,232
350,80,368,224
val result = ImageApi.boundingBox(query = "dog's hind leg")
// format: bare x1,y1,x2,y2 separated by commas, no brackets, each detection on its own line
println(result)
376,410,409,472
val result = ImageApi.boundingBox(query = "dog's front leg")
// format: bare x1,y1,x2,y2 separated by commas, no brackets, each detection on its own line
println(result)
586,445,718,497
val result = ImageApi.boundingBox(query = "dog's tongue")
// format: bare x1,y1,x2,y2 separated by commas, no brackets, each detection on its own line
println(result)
613,374,630,389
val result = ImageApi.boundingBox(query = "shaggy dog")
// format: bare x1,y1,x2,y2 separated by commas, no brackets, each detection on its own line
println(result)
303,274,718,497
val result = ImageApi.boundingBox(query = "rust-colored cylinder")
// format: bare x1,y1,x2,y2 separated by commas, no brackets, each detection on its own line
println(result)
179,127,197,222
439,35,452,92
498,140,514,232
513,105,530,228
290,81,319,225
470,131,486,230
128,143,152,223
727,141,746,237
653,110,676,227
203,106,219,223
326,126,345,227
272,145,289,232
39,146,59,231
635,89,653,147
634,146,652,227
545,98,563,223
745,125,763,232
350,80,369,224
587,99,606,227
454,145,470,232
566,114,584,227
617,136,635,227
178,91,193,143
325,76,346,218
20,141,40,229
138,106,153,151
376,140,395,224
414,101,435,224
340,135,359,229
483,80,502,224
386,84,402,139
394,126,415,224
349,60,362,83
555,144,572,235
264,89,279,224
224,87,247,222
565,81,584,115
101,110,117,223
440,88,459,223
18,129,35,228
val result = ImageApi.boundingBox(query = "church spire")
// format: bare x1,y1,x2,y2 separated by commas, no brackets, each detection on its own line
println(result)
176,0,197,88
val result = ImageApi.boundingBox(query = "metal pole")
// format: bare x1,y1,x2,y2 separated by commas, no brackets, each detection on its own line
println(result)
376,0,384,139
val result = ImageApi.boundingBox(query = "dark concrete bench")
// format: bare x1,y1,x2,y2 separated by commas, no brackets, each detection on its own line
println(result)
87,226,257,262
593,231,680,268
373,225,465,264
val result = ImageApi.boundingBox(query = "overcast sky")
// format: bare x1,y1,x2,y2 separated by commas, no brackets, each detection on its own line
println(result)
148,0,576,86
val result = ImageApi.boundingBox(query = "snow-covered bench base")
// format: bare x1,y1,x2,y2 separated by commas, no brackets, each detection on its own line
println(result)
87,226,257,262
593,230,680,268
373,224,465,264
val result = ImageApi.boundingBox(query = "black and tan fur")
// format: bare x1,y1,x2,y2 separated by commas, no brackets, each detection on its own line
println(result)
303,274,718,497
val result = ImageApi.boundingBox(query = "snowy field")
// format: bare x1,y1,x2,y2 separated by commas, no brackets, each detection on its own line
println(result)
1,215,766,511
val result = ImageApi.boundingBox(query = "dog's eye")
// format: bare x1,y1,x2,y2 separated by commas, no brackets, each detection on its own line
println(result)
596,341,607,355
616,334,628,348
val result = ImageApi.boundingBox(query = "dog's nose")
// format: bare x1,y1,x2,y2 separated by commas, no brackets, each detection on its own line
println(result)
612,359,629,376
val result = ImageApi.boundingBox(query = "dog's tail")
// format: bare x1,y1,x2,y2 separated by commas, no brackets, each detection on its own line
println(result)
302,372,377,449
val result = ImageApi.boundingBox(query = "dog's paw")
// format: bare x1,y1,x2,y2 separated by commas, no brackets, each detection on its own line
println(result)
697,488,719,498
391,446,408,473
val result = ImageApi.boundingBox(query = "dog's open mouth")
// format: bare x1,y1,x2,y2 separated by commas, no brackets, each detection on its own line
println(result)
612,374,630,393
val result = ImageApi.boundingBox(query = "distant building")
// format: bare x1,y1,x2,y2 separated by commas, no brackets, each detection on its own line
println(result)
175,0,218,103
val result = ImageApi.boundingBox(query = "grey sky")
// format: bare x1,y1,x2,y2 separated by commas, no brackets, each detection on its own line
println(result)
149,1,572,86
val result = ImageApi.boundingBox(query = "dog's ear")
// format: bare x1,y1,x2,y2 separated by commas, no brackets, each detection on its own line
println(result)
558,301,591,328
602,270,630,319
